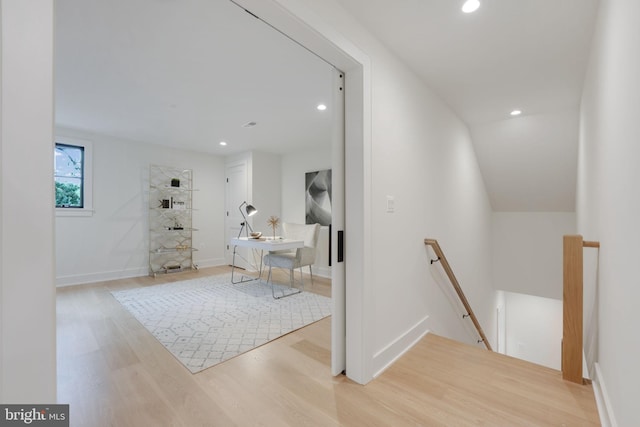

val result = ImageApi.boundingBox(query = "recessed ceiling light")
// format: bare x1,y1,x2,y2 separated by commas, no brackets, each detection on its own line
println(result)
219,141,227,146
462,0,480,13
317,104,327,111
510,110,522,116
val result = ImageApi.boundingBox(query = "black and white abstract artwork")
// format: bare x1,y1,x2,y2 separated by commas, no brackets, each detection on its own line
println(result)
305,169,332,226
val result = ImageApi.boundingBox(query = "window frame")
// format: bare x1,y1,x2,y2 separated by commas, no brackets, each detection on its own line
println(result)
55,136,93,217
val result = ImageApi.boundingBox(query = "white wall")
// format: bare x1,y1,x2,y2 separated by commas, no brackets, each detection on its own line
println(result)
250,151,282,236
55,129,226,286
368,46,495,373
578,0,640,424
504,292,563,370
492,213,578,372
492,212,576,299
1,0,56,402
281,148,332,277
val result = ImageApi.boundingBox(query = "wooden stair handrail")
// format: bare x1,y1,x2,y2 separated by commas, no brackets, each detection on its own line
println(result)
562,235,600,384
425,239,492,351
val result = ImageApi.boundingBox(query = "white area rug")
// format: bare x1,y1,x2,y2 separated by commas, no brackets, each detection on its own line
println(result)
110,274,331,373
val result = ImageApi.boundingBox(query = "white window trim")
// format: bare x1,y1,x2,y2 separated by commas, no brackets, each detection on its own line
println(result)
55,136,94,217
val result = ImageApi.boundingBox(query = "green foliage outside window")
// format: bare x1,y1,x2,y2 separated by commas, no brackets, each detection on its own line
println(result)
55,181,81,207
55,143,84,208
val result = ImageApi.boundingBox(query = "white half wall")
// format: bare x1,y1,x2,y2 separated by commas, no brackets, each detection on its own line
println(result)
1,0,57,402
578,0,640,424
492,212,576,299
55,129,226,286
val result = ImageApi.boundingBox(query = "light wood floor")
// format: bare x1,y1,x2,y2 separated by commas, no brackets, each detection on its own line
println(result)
57,266,600,426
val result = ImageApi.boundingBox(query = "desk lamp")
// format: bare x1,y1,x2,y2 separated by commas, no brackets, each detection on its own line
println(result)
238,201,258,238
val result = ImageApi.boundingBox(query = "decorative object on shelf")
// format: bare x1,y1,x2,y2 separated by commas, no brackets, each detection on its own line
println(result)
267,215,280,240
149,164,197,276
172,199,186,210
163,264,182,272
237,201,258,238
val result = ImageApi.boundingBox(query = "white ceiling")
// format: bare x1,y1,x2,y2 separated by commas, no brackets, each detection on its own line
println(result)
55,0,599,212
55,0,335,156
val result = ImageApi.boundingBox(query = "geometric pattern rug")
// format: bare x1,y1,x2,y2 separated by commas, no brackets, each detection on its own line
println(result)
110,273,331,373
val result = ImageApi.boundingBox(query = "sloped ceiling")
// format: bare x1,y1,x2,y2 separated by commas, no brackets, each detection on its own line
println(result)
55,0,600,211
336,0,598,211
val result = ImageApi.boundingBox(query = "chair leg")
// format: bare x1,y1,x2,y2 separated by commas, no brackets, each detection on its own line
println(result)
298,266,305,292
308,265,314,285
268,265,301,299
267,264,278,299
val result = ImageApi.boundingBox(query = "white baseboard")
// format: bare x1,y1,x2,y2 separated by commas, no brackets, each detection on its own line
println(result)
193,257,227,269
313,265,331,279
593,362,618,427
56,258,228,287
56,258,320,286
372,316,430,378
56,266,148,287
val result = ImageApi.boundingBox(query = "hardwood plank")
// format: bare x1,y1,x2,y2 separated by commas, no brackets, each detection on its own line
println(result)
57,266,599,426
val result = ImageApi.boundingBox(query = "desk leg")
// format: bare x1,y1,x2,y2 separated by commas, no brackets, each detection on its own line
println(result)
231,245,263,285
231,245,240,284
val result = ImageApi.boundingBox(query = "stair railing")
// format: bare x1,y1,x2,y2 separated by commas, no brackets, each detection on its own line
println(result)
562,235,600,384
425,238,492,351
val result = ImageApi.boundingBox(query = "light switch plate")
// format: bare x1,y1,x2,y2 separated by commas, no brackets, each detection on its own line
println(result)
386,196,395,213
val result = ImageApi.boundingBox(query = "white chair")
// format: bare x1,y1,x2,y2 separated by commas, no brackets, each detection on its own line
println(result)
263,222,320,299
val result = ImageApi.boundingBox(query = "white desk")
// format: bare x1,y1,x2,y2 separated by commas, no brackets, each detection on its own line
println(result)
230,237,304,290
230,237,304,252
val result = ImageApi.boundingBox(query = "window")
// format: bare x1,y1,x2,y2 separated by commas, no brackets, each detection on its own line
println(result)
55,137,93,216
55,143,84,207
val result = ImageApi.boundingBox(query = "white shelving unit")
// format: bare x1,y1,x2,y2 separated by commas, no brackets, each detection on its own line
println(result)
148,164,197,276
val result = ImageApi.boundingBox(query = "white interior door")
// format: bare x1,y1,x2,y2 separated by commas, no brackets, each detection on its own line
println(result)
225,160,249,268
331,68,346,376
